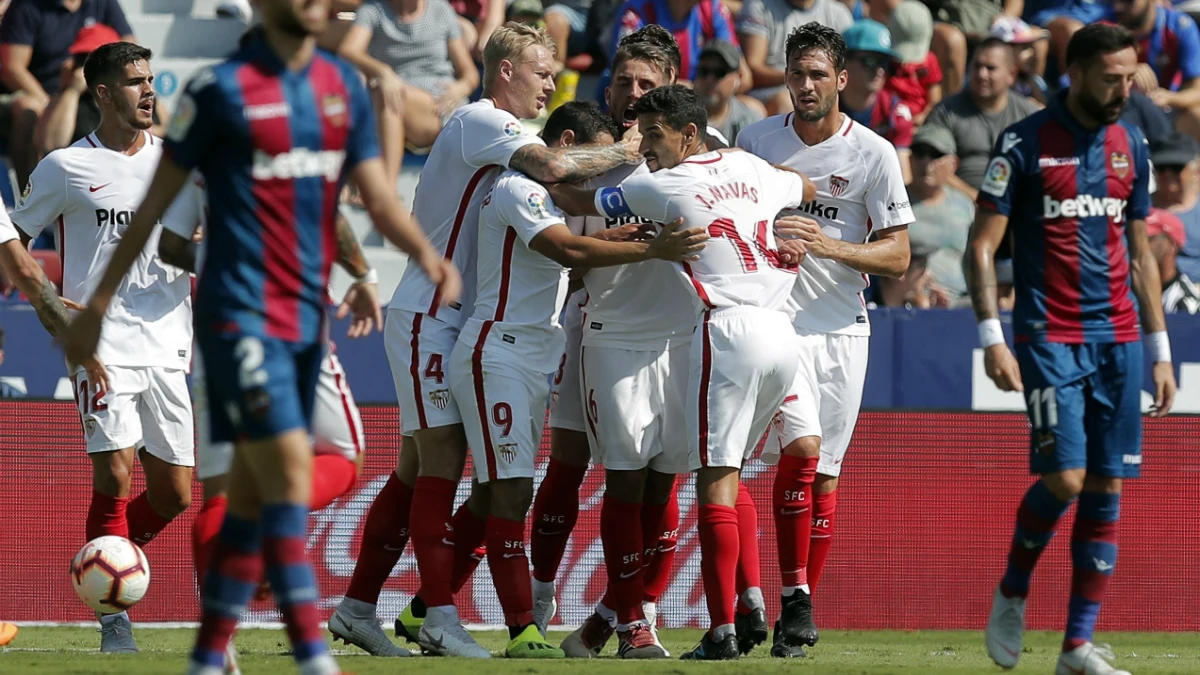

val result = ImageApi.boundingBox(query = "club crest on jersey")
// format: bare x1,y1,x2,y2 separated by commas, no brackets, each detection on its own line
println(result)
429,388,451,410
322,94,347,128
503,120,523,137
829,175,849,198
83,416,97,439
498,443,518,463
20,179,31,205
1110,152,1130,179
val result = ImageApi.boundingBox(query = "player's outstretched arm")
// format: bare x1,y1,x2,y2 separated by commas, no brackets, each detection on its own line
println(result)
530,218,706,268
967,208,1023,393
332,210,382,339
545,184,602,217
63,157,192,366
351,157,461,307
509,137,642,184
0,238,71,338
1127,216,1177,416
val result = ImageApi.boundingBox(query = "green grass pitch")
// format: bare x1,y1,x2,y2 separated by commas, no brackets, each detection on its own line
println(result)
2,626,1199,673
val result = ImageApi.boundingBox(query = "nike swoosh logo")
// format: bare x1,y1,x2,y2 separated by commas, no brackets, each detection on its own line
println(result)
441,538,455,546
780,508,808,516
383,544,405,551
89,183,112,193
502,552,524,559
537,529,564,536
999,642,1020,659
618,570,639,579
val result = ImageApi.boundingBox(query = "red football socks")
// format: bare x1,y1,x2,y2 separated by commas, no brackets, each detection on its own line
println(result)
774,454,818,588
642,484,679,603
345,473,414,604
808,488,838,590
698,504,739,632
486,515,534,627
601,496,645,625
451,501,487,592
86,490,129,542
126,491,174,547
735,483,762,611
530,458,586,583
191,495,228,588
410,476,457,607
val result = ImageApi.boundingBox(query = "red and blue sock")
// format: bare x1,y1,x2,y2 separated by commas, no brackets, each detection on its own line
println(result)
1064,492,1119,652
191,513,263,669
261,502,328,665
1000,480,1074,598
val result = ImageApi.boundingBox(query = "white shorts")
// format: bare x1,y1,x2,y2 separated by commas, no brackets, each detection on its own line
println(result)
449,336,550,484
548,293,586,433
689,307,798,470
195,349,364,480
581,343,691,474
386,308,461,434
71,365,194,467
763,330,869,478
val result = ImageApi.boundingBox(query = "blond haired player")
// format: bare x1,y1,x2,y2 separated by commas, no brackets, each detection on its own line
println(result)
12,42,192,654
331,21,645,658
551,84,811,661
736,22,913,658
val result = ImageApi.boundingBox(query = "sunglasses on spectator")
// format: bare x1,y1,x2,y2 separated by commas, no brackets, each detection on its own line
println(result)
852,53,890,71
696,65,733,79
912,145,947,160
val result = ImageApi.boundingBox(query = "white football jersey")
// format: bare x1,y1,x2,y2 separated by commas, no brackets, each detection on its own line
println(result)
388,100,545,327
737,114,915,335
458,170,569,374
0,203,19,245
575,162,697,350
596,150,806,314
163,171,206,264
12,132,192,370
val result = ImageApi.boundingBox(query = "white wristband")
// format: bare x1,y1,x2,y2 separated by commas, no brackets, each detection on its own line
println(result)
354,268,378,285
978,318,1005,348
1147,331,1171,363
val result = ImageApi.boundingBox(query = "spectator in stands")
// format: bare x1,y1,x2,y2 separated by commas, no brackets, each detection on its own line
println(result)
694,40,763,143
989,15,1050,105
0,0,134,190
1023,0,1107,78
840,19,913,182
924,37,1038,200
871,244,954,309
884,1,940,125
921,0,1009,99
448,0,505,57
736,0,851,114
1114,0,1200,138
1152,133,1200,281
1147,207,1200,314
545,0,594,72
906,124,971,300
609,0,742,85
339,0,479,183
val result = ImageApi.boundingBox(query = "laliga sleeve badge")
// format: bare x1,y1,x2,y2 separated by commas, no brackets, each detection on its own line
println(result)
167,93,197,143
980,157,1012,197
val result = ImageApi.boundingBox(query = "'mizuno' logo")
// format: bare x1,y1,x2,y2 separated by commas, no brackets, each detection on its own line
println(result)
1043,195,1127,223
252,149,346,181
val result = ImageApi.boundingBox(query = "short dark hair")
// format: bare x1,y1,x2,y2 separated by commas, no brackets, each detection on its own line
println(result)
83,42,152,94
1066,23,1137,69
976,36,1016,67
632,84,707,140
613,25,681,78
785,21,846,71
541,101,621,145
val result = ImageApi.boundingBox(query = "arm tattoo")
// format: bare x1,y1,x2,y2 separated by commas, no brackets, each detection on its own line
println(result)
335,214,370,279
31,275,71,338
510,143,635,184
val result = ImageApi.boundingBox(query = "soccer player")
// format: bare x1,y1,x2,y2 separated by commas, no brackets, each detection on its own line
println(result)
736,22,914,659
450,100,704,659
335,22,643,659
11,41,195,654
550,84,811,661
62,0,459,671
970,23,1176,675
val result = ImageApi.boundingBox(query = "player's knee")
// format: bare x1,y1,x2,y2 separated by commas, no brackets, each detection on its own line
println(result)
202,474,229,502
696,467,740,507
152,482,192,519
782,435,821,459
644,470,676,506
549,429,590,467
1041,471,1086,501
1082,474,1122,495
414,424,468,478
604,468,647,503
395,440,420,483
467,479,492,517
92,451,134,495
814,474,838,494
490,478,534,521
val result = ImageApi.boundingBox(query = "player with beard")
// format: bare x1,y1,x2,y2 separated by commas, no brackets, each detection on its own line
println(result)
737,22,914,659
11,41,193,655
971,23,1174,675
62,0,457,670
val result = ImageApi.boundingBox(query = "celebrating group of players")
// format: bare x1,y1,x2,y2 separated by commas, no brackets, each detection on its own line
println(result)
0,0,1173,669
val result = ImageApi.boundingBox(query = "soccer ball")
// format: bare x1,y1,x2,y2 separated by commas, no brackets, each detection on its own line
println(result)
70,536,151,614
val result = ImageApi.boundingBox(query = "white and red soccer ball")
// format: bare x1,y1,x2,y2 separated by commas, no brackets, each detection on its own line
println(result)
70,536,151,614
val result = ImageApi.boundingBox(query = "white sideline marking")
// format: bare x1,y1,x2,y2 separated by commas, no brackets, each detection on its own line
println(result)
12,621,527,631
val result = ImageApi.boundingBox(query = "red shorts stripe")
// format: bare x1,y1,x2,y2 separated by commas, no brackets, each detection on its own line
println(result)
472,321,498,481
408,313,429,429
330,355,362,456
698,311,713,467
579,345,600,444
430,165,496,316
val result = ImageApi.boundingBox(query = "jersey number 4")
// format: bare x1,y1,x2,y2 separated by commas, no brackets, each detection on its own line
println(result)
707,218,795,272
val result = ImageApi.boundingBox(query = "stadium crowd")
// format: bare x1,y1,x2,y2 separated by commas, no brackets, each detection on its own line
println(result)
1,0,1200,314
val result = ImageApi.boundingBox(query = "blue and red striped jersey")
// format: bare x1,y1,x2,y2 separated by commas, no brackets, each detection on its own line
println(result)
1121,5,1200,90
976,93,1152,344
164,33,379,344
609,0,738,81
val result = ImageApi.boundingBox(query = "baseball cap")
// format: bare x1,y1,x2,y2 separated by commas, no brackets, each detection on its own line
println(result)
508,0,544,20
911,124,956,156
888,1,933,64
842,19,898,60
216,0,253,23
1147,208,1186,247
989,16,1049,45
700,40,741,71
1151,132,1200,167
69,23,121,56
